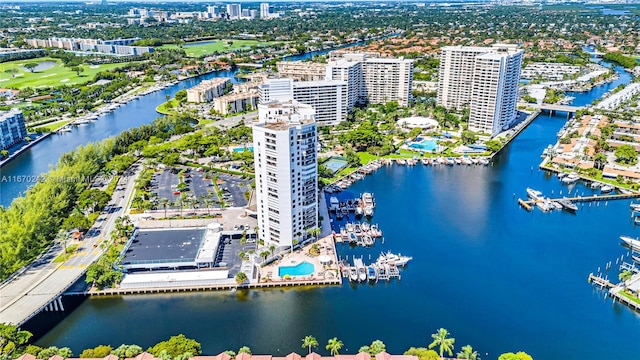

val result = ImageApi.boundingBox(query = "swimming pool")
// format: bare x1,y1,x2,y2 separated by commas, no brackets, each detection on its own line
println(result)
278,261,315,277
233,146,254,153
408,139,437,151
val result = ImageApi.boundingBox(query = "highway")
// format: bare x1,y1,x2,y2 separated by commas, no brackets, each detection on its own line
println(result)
0,164,141,325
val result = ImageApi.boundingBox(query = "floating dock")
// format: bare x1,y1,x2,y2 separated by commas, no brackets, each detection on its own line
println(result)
521,193,640,210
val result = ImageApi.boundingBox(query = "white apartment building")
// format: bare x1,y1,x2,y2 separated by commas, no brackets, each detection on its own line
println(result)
438,44,524,136
0,109,27,150
259,78,347,125
326,58,364,108
186,78,231,103
362,57,413,107
252,100,318,248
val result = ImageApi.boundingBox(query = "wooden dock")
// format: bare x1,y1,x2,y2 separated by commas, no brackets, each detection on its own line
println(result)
588,273,615,288
522,192,640,209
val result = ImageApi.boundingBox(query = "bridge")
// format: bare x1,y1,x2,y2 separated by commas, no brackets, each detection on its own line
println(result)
519,103,584,113
0,165,140,326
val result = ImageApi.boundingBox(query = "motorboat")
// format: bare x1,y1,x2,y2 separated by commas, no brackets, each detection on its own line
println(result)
329,196,340,212
348,232,358,244
349,266,358,282
362,192,375,208
557,172,567,179
363,234,374,246
377,251,412,267
559,197,578,212
526,188,543,200
600,184,614,193
552,201,563,210
361,222,370,231
345,223,355,232
364,206,374,218
358,266,367,282
354,223,362,233
561,173,580,184
590,182,602,189
535,199,553,212
367,266,377,281
620,236,640,251
355,205,363,217
446,158,455,166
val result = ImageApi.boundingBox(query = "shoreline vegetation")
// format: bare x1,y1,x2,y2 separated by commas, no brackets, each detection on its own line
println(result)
0,115,195,282
0,325,533,360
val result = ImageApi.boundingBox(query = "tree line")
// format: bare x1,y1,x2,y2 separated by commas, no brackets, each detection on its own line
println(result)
0,115,194,281
1,325,533,360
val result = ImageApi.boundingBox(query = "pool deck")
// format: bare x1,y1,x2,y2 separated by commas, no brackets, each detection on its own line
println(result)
259,235,341,285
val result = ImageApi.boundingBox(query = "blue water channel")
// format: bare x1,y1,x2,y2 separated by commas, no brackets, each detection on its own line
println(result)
31,64,640,359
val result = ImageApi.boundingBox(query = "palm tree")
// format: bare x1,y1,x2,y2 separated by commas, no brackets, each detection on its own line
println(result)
619,269,633,283
457,345,479,360
269,244,276,257
326,338,343,356
429,328,455,359
309,227,321,239
159,198,170,218
301,335,319,354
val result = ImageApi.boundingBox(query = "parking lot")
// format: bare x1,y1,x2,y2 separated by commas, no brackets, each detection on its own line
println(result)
217,174,251,207
214,230,258,275
151,167,219,207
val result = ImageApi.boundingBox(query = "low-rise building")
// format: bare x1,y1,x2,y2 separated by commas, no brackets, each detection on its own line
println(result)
0,109,27,150
277,61,327,81
521,62,581,81
214,92,259,115
187,78,231,103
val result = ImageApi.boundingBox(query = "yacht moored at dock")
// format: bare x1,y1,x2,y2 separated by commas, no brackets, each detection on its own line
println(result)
377,251,412,267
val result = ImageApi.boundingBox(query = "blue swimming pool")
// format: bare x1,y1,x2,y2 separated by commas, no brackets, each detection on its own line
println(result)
233,146,254,153
408,139,437,151
278,261,315,277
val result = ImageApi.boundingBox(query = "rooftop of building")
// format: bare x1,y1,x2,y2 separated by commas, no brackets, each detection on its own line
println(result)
189,77,231,91
122,227,206,266
0,108,23,120
257,99,316,130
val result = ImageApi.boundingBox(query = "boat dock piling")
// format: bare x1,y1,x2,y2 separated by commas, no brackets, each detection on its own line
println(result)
521,192,640,211
588,273,615,289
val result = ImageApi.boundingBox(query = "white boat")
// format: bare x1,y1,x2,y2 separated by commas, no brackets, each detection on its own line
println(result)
526,188,543,200
361,222,370,231
377,251,412,267
364,206,373,217
535,199,553,212
600,184,614,193
562,173,580,184
559,197,578,212
363,234,374,246
620,236,640,251
590,182,602,189
557,172,567,179
355,206,363,216
349,267,358,282
329,196,340,212
354,258,367,282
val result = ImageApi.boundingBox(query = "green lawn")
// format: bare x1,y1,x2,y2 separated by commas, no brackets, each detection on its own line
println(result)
155,99,179,115
33,119,72,132
160,40,279,57
0,57,137,89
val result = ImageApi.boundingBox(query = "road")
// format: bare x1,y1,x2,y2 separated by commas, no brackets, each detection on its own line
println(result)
0,164,142,325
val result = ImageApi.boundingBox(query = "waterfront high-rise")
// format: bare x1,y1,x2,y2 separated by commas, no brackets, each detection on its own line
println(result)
252,99,318,249
0,109,27,150
258,78,347,125
438,44,524,136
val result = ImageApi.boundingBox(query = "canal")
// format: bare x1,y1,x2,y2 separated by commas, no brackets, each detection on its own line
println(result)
29,64,640,359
